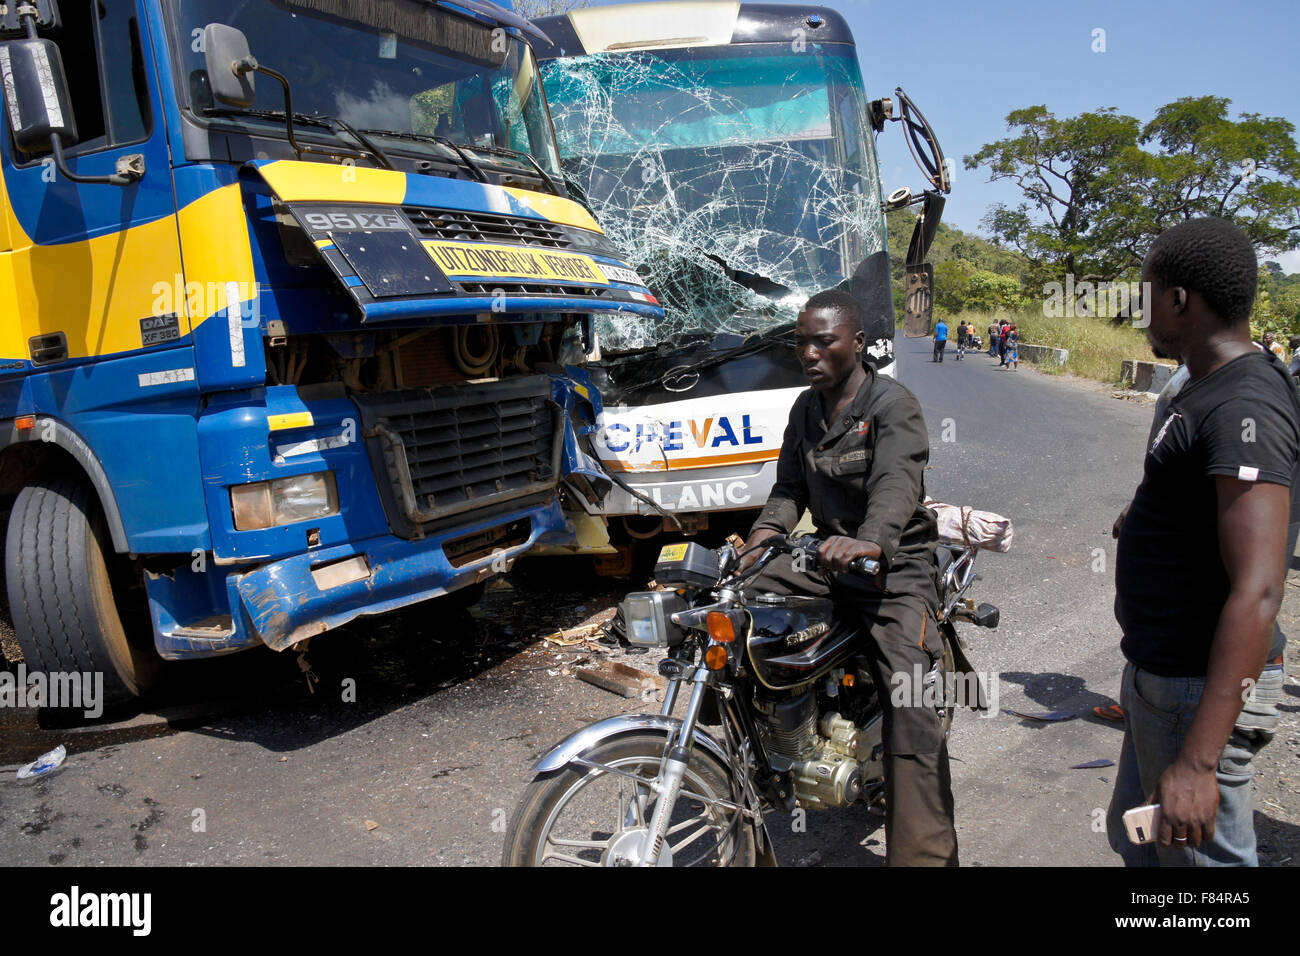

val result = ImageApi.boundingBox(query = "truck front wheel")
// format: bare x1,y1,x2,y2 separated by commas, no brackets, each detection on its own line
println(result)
5,478,161,710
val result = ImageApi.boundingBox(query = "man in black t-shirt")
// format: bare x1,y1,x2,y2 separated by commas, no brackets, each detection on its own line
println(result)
1106,217,1295,866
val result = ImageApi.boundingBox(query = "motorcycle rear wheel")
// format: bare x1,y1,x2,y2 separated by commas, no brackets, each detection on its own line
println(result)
502,732,756,867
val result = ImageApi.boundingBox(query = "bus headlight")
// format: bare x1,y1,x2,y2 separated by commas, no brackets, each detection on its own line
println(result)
231,472,339,531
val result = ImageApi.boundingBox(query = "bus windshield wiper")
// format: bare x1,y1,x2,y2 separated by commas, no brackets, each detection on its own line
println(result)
203,107,394,169
614,322,796,394
355,128,490,183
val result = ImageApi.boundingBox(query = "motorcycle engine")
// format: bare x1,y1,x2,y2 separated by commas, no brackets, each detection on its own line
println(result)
753,661,884,811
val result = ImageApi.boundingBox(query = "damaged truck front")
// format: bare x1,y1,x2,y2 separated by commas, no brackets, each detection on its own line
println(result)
0,0,659,705
534,2,949,559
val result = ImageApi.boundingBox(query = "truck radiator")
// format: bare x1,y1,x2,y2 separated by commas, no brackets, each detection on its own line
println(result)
353,376,562,538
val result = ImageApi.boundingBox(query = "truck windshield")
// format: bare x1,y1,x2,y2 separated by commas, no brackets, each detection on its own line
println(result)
541,43,886,353
165,0,560,177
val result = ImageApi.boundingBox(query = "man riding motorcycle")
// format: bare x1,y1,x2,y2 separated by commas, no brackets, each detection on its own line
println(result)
738,289,957,866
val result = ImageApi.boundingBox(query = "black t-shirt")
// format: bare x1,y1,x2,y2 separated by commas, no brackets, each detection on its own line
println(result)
1116,350,1300,676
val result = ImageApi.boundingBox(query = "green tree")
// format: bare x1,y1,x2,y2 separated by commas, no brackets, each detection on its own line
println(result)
1121,97,1300,270
964,269,1028,313
966,98,1300,290
963,105,1144,288
932,259,973,314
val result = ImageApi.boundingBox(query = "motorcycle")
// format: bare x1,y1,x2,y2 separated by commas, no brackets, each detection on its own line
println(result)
501,532,1001,867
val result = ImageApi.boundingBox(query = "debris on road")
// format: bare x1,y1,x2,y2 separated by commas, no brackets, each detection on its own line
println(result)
364,819,380,831
576,660,666,699
1002,709,1078,722
543,623,605,646
1092,704,1124,721
1069,759,1115,770
16,743,66,781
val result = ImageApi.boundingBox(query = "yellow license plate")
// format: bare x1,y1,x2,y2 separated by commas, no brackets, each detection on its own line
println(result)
422,241,609,285
658,543,688,563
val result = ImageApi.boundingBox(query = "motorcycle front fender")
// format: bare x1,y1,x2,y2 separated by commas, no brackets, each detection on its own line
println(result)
532,713,732,772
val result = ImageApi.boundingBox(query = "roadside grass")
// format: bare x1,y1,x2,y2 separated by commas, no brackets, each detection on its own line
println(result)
942,308,1155,384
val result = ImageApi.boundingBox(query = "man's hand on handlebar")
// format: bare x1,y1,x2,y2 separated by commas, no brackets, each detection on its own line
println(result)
736,528,780,573
816,535,883,573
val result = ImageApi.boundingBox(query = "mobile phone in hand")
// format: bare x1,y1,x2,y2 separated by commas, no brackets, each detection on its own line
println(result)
1123,804,1162,845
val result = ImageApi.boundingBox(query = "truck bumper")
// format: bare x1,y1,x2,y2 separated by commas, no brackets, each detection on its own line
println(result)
236,499,567,651
149,499,569,658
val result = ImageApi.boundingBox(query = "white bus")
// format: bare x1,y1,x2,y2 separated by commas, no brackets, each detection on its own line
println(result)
535,1,949,557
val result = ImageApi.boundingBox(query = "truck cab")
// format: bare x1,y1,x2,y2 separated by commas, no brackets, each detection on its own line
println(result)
0,0,661,705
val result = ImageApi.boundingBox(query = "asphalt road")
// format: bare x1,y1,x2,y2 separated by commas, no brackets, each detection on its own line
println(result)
2,334,1297,867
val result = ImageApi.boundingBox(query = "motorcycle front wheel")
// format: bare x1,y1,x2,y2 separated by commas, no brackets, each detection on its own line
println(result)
502,732,756,867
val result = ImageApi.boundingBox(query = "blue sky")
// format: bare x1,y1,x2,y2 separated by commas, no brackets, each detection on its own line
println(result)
580,0,1300,270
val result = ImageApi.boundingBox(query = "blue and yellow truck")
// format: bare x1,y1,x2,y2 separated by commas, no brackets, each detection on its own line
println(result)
0,0,660,706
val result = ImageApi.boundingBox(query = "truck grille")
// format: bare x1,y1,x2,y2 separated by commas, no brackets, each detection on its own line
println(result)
457,281,609,298
352,376,561,538
403,207,571,248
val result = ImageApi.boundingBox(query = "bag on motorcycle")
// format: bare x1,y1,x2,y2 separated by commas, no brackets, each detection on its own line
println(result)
924,497,1014,553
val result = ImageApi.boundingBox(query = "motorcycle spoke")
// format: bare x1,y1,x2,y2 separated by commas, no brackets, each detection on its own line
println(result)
665,813,710,836
540,849,602,867
667,819,716,853
548,837,610,849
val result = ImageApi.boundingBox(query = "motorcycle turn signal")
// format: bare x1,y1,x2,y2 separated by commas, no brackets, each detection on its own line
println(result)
706,608,746,643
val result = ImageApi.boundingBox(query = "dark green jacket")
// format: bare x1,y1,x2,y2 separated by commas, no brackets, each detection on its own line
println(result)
749,365,940,605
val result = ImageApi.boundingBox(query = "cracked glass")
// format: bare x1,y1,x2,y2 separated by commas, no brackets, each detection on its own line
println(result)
540,42,889,355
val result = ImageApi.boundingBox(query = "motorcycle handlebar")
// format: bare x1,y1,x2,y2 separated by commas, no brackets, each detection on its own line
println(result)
779,533,882,579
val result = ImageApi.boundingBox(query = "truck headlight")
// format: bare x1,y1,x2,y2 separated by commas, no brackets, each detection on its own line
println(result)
231,472,339,531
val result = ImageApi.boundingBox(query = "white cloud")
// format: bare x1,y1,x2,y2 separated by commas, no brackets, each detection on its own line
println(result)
1268,248,1300,275
334,81,410,132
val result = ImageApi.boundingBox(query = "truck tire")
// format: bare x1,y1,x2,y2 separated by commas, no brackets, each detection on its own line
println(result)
5,477,160,709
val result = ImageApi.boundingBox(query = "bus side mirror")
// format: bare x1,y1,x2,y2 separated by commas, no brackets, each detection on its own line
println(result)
0,38,79,151
903,263,933,338
203,23,256,107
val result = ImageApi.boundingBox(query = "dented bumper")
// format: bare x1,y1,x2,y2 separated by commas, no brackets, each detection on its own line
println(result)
234,499,569,651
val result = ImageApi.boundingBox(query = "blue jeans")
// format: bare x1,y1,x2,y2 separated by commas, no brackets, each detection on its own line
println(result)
1106,660,1282,866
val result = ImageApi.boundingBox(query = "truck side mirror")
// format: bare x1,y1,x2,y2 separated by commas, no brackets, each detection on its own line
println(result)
203,23,256,107
0,38,79,151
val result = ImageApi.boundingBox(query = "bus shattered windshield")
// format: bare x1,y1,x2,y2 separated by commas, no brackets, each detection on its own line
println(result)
541,43,888,354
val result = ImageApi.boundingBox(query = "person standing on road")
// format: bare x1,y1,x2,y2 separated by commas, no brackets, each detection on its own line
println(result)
932,318,948,363
1262,330,1287,363
740,290,955,866
988,320,999,356
956,321,968,360
998,320,1010,365
1107,217,1295,866
1004,324,1019,370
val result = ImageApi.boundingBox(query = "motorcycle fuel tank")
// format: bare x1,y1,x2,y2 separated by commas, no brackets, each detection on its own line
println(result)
745,595,863,691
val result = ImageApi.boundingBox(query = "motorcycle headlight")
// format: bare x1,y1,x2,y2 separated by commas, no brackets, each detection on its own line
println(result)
621,590,688,647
